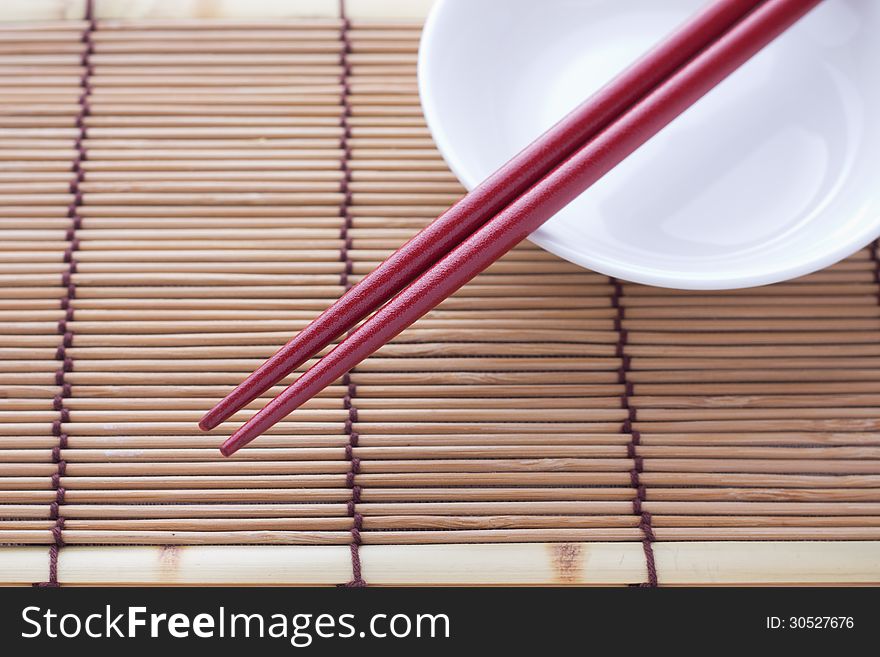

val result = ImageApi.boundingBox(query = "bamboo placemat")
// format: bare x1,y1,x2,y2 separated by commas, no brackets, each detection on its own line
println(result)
1,0,879,586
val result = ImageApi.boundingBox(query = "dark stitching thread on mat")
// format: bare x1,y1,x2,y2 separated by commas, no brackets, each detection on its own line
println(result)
338,0,354,290
612,278,658,587
338,0,365,587
342,373,364,587
35,0,94,588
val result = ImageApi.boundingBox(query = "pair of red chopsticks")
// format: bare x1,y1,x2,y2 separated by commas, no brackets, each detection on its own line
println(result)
202,0,824,456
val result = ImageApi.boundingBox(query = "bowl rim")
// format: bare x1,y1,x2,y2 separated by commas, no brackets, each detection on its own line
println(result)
417,0,880,290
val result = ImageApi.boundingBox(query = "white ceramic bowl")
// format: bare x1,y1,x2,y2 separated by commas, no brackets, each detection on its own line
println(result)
418,0,880,289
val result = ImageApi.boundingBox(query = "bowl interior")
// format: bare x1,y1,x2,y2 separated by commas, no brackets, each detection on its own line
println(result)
419,0,880,289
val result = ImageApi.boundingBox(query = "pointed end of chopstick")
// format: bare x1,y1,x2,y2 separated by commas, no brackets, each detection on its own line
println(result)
199,398,238,432
219,431,248,457
219,424,259,457
217,363,317,456
198,347,308,432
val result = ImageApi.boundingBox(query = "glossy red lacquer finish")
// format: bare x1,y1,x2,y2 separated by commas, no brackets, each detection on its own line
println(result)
221,0,824,454
200,0,765,431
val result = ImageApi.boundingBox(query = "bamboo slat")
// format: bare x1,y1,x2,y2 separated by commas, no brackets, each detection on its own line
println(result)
0,5,879,586
2,542,878,585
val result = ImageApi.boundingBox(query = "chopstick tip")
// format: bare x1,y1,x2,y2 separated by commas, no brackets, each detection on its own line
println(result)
220,424,258,457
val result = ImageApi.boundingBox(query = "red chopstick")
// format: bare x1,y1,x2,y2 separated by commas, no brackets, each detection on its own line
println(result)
199,0,765,432
221,0,824,455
